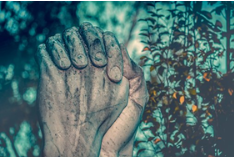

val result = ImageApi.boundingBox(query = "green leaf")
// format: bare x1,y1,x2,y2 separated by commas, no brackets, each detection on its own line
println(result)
146,17,156,25
147,3,155,8
139,33,149,37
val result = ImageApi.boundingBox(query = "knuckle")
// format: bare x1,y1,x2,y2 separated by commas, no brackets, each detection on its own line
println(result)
65,27,74,32
38,43,46,50
47,36,56,44
54,34,63,43
71,26,78,31
80,22,93,32
81,22,92,27
104,31,114,37
54,33,62,39
64,28,73,36
94,26,103,33
104,32,119,49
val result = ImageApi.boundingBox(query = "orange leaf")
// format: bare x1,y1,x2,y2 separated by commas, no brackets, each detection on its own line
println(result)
192,105,198,112
208,155,214,157
180,96,185,104
206,110,211,116
205,78,210,82
173,92,177,99
217,137,222,140
187,75,191,79
153,90,157,96
151,97,156,103
203,73,210,82
142,47,150,51
154,138,161,144
144,120,148,123
228,88,233,96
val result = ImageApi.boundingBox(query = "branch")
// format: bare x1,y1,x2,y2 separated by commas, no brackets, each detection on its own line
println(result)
124,2,141,48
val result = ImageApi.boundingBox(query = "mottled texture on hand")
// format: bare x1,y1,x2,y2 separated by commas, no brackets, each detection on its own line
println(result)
36,22,148,157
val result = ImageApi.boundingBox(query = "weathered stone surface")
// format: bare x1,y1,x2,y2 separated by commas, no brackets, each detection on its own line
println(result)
36,22,148,157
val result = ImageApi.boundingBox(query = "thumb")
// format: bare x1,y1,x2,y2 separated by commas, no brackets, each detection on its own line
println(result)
120,44,143,79
120,44,149,107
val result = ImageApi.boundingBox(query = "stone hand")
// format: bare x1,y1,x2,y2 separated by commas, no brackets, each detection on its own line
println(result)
36,22,148,157
99,36,149,157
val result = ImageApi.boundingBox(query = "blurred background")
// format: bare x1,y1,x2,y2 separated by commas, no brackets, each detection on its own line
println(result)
0,1,234,157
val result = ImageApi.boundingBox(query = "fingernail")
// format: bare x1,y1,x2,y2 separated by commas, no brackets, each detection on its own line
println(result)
72,54,87,68
60,58,71,69
110,66,122,82
95,52,104,61
38,44,46,50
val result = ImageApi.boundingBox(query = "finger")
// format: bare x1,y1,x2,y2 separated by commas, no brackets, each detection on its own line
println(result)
120,43,149,106
46,34,71,70
120,43,143,79
79,22,107,67
63,27,88,69
36,44,56,73
94,26,104,40
103,31,123,82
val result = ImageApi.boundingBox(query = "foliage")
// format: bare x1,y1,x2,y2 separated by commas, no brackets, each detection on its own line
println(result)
135,1,234,157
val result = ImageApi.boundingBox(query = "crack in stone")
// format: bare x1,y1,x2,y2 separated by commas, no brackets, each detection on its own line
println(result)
87,101,128,116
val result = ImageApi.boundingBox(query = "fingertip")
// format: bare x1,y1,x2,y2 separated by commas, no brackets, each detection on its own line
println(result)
37,43,48,62
92,50,107,67
63,27,88,69
36,43,55,72
94,26,104,39
79,23,107,67
103,31,123,82
71,54,88,69
108,66,123,83
58,57,71,70
46,35,71,70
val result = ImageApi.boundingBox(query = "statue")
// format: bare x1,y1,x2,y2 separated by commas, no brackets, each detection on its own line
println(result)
36,22,149,157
